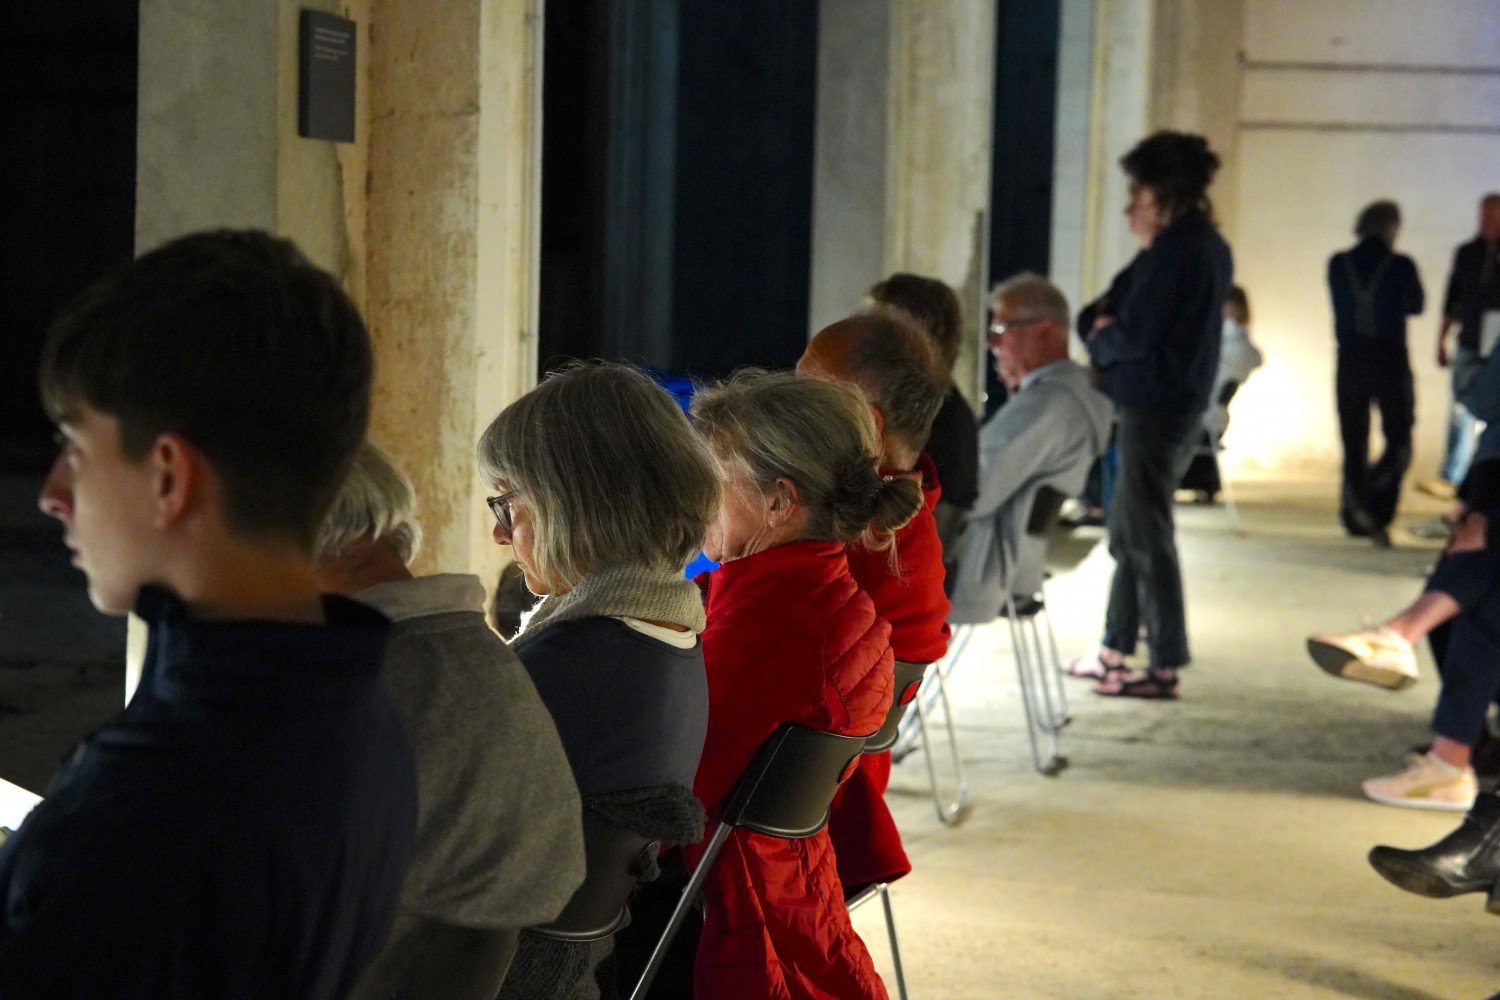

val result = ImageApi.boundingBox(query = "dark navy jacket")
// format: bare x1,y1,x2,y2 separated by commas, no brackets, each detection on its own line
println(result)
0,586,416,999
1328,236,1424,349
1085,209,1234,417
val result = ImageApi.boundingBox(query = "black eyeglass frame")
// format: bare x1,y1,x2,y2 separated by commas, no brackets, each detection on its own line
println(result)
486,490,520,533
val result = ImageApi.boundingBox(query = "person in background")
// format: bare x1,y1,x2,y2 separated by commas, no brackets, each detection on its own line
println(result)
1364,461,1500,899
951,273,1113,628
317,442,584,1000
687,370,922,1000
479,363,718,1000
8,230,416,998
866,273,980,557
798,308,950,896
1180,285,1263,501
1418,193,1500,500
1308,459,1500,812
1070,131,1234,699
1327,199,1424,547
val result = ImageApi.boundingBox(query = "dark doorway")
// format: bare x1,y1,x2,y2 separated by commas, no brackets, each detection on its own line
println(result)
0,1,136,680
986,0,1061,416
537,0,819,381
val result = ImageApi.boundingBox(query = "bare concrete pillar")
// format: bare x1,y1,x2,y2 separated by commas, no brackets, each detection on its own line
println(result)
365,0,541,581
811,0,996,407
126,0,540,700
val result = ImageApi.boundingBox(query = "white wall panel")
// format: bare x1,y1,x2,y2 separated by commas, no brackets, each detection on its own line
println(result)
1241,68,1500,130
1244,0,1500,68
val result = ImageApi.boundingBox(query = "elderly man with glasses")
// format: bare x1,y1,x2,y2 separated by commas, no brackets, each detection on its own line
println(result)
948,273,1114,631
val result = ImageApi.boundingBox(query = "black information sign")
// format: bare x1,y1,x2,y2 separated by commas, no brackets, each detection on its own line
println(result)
298,10,356,143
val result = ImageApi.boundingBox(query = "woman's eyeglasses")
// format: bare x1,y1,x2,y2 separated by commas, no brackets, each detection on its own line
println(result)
486,490,520,533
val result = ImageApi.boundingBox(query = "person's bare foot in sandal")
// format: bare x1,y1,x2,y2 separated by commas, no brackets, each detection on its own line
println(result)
1094,666,1180,699
1065,644,1129,680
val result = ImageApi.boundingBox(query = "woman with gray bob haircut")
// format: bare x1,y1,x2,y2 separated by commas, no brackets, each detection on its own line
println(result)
477,362,718,1000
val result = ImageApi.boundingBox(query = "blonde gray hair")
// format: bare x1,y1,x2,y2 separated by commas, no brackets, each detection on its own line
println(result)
691,370,923,550
476,362,719,590
988,271,1071,328
313,441,422,564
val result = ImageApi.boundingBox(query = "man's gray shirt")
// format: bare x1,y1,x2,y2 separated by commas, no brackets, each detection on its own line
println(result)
948,360,1114,624
357,574,584,933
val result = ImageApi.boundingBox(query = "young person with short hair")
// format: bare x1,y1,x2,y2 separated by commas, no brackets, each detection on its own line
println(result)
2,230,417,999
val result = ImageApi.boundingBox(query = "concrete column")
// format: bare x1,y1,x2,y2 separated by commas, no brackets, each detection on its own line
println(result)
1148,0,1244,244
365,0,541,581
810,0,996,407
808,0,893,335
1049,0,1099,319
1078,0,1154,303
137,0,362,277
127,0,541,699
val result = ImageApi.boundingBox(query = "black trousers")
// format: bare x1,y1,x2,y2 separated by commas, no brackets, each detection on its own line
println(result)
1101,410,1201,669
1425,551,1500,745
1336,347,1414,531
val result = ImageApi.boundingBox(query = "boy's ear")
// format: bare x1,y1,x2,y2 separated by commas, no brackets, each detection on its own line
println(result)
149,434,204,529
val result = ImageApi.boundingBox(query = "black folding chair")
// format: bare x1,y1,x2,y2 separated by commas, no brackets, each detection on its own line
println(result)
530,811,658,943
629,724,869,1000
844,658,926,1000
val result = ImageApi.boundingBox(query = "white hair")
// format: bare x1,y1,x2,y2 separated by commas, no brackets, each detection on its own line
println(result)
313,441,422,564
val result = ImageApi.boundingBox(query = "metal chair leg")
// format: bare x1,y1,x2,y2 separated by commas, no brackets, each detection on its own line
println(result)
914,654,970,825
1218,450,1241,530
892,625,971,760
630,822,731,1000
847,882,909,1000
1005,594,1066,776
1037,585,1070,728
879,883,908,1000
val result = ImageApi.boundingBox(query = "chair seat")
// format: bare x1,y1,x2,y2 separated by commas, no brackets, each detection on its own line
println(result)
997,593,1044,618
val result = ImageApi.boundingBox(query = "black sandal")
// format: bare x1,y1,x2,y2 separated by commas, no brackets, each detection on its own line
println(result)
1094,669,1179,700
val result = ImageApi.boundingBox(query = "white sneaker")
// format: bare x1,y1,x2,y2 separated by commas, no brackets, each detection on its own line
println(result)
1362,752,1477,812
1306,625,1419,690
1415,479,1458,501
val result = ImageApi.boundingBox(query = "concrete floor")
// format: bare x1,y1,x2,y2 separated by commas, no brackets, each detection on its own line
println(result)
855,481,1500,1000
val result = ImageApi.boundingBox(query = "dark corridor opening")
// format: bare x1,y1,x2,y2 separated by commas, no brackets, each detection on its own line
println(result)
537,0,818,382
1,1,137,675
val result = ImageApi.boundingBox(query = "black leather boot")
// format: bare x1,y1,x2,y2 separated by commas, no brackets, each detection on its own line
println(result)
1369,794,1500,910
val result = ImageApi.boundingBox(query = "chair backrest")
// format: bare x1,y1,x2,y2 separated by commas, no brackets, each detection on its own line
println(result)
530,811,658,942
862,660,931,754
721,724,869,838
1024,484,1069,538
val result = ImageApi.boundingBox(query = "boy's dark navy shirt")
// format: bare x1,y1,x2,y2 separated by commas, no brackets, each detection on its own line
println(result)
1085,209,1234,417
0,585,417,999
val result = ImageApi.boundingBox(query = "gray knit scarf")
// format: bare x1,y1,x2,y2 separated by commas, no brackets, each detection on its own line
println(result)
509,562,706,650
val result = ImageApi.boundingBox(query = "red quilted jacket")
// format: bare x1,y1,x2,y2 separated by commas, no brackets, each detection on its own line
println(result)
832,454,951,889
689,539,893,1000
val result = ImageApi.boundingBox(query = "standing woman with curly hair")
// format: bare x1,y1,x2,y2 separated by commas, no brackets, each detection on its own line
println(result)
685,370,923,1000
1069,130,1234,699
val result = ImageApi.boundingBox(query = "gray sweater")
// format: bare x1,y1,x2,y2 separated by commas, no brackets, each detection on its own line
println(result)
356,574,585,935
948,360,1114,623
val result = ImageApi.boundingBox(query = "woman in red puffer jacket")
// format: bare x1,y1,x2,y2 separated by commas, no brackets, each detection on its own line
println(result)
686,370,924,1000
